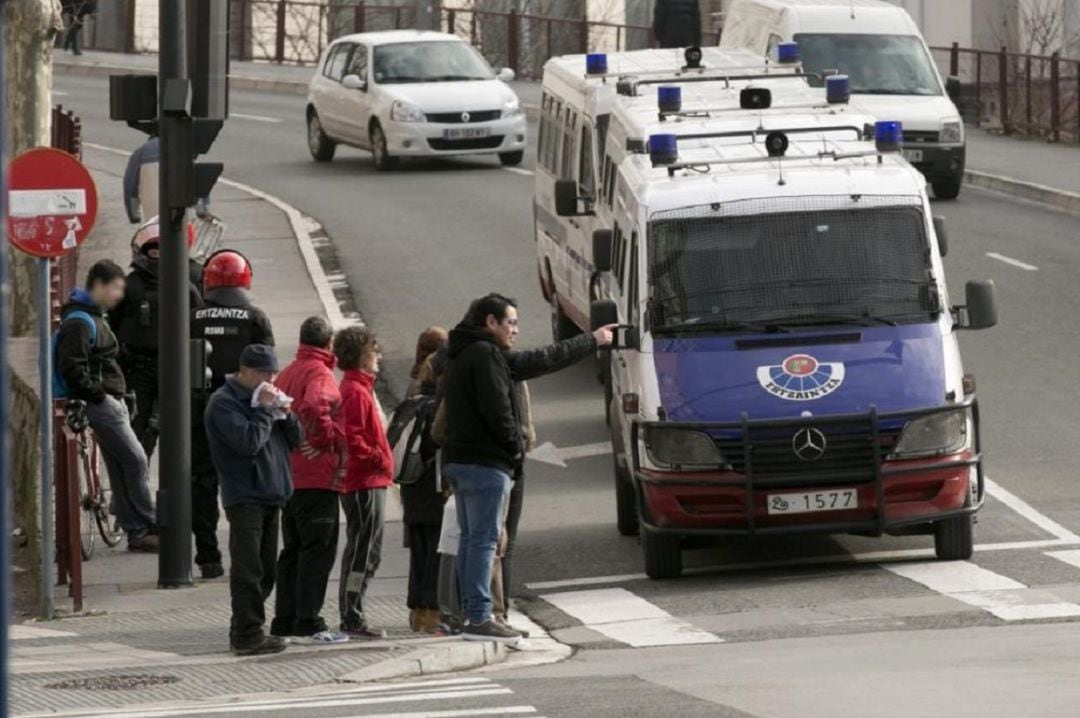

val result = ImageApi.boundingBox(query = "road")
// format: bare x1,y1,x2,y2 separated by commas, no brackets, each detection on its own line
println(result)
53,74,1080,717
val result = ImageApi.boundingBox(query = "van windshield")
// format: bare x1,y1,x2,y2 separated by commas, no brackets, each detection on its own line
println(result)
648,201,938,334
794,33,942,96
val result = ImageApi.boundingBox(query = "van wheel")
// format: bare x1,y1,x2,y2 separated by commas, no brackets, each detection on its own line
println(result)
614,454,639,537
933,178,962,200
934,515,974,560
602,360,614,426
549,288,580,342
642,529,682,579
499,150,524,166
307,111,336,162
371,123,398,171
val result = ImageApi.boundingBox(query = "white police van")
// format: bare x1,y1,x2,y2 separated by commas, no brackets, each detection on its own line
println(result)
550,55,998,579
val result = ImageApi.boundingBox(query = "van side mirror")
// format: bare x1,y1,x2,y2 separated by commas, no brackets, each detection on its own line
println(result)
946,76,961,103
342,74,367,92
593,229,613,272
955,280,997,330
591,299,640,350
933,216,949,257
555,179,582,217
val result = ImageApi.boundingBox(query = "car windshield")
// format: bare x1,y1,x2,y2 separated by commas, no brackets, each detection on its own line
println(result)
373,41,494,84
794,33,942,96
648,201,938,334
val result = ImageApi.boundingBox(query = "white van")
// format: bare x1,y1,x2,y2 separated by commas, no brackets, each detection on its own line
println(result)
719,0,966,198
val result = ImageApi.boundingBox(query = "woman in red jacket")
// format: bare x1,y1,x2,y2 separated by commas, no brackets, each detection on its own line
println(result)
334,326,394,639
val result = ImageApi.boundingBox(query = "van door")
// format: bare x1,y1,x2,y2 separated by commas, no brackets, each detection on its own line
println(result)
338,43,372,146
609,226,639,454
316,42,355,138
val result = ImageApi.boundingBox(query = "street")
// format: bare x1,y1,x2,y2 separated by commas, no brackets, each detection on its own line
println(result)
39,70,1080,718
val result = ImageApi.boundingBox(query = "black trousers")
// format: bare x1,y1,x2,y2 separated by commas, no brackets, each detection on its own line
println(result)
501,477,525,599
272,489,340,637
225,503,279,648
339,488,385,630
126,367,159,460
192,472,221,566
406,523,441,610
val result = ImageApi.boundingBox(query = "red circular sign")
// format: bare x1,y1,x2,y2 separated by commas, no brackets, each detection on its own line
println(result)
7,147,98,258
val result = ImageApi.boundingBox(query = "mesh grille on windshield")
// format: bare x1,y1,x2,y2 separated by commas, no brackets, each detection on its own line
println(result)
648,195,936,330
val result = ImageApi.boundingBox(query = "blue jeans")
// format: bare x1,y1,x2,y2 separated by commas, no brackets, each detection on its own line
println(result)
444,463,511,624
85,395,155,539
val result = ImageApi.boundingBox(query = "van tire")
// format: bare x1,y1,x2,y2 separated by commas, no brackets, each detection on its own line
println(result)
614,454,639,536
371,123,397,171
933,179,962,200
934,515,974,560
642,529,682,579
307,111,336,162
500,150,525,166
549,288,580,342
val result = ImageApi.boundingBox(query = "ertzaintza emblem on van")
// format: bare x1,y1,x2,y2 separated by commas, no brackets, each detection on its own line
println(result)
756,354,845,401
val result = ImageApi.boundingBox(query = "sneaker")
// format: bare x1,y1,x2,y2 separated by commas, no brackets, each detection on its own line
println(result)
309,630,349,645
127,533,159,553
231,635,286,656
462,619,522,646
340,625,387,641
434,622,463,637
496,616,530,638
199,563,225,580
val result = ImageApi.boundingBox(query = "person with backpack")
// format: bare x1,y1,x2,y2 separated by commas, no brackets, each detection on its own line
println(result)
653,0,702,49
55,260,158,553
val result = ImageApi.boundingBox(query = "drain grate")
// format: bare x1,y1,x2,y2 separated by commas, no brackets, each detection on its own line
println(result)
45,674,181,691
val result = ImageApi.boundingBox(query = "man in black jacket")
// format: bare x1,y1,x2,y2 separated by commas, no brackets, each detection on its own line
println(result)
56,260,158,552
205,344,302,656
654,0,702,49
442,294,613,644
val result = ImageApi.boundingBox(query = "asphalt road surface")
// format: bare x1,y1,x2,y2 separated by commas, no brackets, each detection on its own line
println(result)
54,74,1080,718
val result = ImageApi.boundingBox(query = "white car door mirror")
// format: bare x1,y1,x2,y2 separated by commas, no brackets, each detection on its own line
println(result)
496,67,516,83
342,74,367,91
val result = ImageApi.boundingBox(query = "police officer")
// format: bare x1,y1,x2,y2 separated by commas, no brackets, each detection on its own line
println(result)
191,250,275,579
111,217,204,459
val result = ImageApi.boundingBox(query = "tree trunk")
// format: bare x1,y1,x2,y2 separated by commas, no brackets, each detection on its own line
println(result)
3,0,62,337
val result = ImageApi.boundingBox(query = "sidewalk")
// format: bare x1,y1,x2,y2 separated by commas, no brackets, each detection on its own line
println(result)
7,148,511,717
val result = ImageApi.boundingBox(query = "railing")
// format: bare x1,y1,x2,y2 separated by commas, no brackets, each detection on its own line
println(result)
932,43,1080,144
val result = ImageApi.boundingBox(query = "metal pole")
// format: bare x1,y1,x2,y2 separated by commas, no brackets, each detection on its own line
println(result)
0,6,12,712
158,0,194,588
37,259,54,619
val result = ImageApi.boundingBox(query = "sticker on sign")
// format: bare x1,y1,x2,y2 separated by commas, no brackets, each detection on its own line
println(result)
9,189,88,217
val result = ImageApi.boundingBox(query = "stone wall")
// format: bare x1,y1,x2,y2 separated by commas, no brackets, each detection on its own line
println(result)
8,337,42,612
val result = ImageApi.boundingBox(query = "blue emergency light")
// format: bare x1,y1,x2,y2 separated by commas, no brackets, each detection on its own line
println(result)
658,86,682,113
826,75,850,104
777,42,800,64
874,121,904,152
586,53,608,75
649,134,679,166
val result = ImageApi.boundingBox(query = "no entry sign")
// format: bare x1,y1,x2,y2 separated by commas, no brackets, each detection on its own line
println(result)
7,147,98,258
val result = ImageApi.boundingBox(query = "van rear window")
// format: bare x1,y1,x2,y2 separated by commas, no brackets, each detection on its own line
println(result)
793,33,941,96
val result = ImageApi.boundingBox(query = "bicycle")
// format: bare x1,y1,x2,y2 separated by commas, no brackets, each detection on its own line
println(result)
64,400,123,559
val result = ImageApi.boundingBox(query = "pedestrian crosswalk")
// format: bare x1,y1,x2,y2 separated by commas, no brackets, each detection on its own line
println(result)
20,678,543,718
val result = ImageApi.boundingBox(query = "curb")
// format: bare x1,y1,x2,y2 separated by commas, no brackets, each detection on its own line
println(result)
337,641,508,683
964,169,1080,214
55,59,310,96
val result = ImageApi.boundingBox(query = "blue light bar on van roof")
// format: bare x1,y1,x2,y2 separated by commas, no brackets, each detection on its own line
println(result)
648,134,678,167
826,75,850,104
657,86,682,113
586,53,608,75
874,121,904,152
777,42,800,64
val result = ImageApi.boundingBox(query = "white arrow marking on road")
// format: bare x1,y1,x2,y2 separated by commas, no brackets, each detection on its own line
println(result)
231,112,284,124
527,440,611,468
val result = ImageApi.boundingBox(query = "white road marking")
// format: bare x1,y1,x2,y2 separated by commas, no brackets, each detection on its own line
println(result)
527,440,611,468
884,561,1080,621
985,476,1080,542
231,112,283,124
1046,549,1080,570
52,90,69,96
986,252,1038,271
541,588,721,647
9,625,77,640
502,166,534,176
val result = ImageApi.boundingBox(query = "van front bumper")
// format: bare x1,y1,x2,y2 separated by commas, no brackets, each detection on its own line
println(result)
904,142,966,185
382,114,528,157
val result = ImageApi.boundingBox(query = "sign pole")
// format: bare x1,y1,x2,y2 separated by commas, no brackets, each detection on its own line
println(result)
37,258,55,620
0,4,11,712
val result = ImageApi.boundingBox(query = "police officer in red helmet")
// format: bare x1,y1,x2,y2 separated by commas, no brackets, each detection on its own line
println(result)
190,250,275,579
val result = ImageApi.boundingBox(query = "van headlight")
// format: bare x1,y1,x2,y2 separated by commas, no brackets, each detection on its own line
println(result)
502,99,523,117
891,410,969,459
939,119,964,144
643,427,724,469
391,100,425,123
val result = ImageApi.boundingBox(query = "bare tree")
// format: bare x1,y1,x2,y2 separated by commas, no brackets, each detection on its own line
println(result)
4,0,63,337
1019,0,1080,55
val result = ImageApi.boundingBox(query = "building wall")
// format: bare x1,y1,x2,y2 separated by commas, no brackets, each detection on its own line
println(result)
882,0,974,47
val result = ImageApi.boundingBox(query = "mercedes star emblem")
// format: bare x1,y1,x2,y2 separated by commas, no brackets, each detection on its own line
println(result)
461,112,471,123
792,428,827,462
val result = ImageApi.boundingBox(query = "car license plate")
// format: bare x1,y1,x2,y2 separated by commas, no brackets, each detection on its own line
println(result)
767,489,858,515
902,148,924,163
443,127,491,140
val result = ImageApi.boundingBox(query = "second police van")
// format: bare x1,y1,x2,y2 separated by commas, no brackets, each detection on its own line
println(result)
535,47,998,579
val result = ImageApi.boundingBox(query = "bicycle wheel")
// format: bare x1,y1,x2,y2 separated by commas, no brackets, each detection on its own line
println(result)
95,486,123,548
77,445,96,561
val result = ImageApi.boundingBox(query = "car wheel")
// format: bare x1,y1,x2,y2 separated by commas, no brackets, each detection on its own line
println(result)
642,529,682,579
307,111,336,162
934,514,974,560
370,123,398,171
499,150,525,167
933,178,962,200
614,451,639,537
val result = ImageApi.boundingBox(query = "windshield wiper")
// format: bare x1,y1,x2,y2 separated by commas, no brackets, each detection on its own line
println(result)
380,76,427,84
429,75,488,82
658,320,791,335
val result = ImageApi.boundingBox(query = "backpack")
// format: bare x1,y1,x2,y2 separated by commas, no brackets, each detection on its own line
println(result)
388,394,435,486
52,311,98,399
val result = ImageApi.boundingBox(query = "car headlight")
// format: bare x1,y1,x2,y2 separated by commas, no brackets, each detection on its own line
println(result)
391,100,425,123
939,119,964,144
502,99,522,118
891,410,969,459
643,427,724,469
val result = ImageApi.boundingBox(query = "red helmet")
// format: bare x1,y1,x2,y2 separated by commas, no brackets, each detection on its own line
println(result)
132,216,196,254
203,250,253,292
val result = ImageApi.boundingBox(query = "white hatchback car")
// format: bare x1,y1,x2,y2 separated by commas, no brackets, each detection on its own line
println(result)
306,31,529,170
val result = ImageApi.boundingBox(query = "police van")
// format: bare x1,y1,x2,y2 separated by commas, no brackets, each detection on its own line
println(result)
553,66,998,579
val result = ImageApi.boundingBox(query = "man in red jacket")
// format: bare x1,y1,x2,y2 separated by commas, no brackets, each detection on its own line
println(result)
334,326,394,639
271,317,347,643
